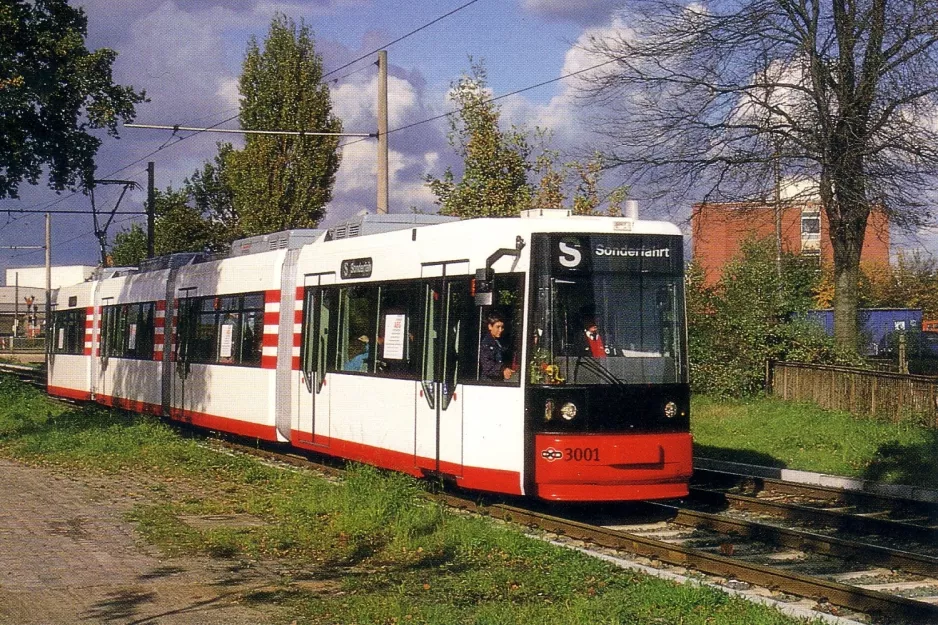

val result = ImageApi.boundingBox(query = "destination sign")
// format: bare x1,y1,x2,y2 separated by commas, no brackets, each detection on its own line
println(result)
340,257,373,279
551,235,682,274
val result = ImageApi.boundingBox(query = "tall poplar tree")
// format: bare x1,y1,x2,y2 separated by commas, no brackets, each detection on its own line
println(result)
226,14,342,235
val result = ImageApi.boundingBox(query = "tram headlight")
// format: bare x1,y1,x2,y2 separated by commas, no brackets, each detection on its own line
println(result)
664,401,678,419
560,402,578,421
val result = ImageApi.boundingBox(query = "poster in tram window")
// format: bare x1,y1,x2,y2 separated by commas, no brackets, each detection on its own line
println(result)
58,328,65,350
383,314,406,360
128,323,137,349
219,322,234,359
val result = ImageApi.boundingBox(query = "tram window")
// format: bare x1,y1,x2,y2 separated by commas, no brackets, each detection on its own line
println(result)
99,302,156,360
334,286,379,373
50,309,85,355
180,292,265,366
375,284,423,379
459,274,524,386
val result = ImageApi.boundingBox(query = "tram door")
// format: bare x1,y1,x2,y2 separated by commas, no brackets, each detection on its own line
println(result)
415,262,469,476
298,273,336,447
94,297,115,401
171,288,199,420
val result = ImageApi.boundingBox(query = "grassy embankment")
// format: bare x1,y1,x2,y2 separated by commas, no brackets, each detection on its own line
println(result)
693,395,938,488
0,374,823,625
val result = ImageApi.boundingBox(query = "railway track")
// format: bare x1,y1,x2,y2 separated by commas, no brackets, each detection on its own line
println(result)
0,361,46,388
212,436,938,625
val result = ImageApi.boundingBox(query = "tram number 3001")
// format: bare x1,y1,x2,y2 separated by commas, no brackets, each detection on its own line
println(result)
541,447,601,463
566,447,600,462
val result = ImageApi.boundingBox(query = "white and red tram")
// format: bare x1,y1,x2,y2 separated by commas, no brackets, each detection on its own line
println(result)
48,210,692,501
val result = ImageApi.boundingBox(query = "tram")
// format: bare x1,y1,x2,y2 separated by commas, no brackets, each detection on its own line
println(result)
47,209,692,501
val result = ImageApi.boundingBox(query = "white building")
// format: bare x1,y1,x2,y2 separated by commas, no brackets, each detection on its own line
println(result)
5,265,96,290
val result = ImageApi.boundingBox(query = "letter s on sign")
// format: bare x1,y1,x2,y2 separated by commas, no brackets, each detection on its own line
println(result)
558,241,582,268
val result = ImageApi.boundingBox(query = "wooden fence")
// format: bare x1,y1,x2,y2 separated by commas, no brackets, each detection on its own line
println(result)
768,361,938,426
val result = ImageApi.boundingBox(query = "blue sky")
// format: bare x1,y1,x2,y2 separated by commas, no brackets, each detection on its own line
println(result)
0,0,932,278
2,0,636,276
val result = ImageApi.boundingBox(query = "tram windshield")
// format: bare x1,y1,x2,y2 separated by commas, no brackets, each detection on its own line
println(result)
529,233,687,385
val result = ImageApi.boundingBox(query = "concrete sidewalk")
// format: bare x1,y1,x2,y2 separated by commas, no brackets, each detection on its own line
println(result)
0,459,282,624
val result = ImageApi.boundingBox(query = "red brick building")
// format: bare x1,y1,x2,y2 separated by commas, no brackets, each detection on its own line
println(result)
691,201,890,285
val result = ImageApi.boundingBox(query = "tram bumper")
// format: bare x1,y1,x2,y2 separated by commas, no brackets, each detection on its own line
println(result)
534,431,692,501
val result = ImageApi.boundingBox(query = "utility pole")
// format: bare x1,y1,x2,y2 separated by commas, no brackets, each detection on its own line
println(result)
45,213,51,344
377,50,389,214
147,162,155,258
13,273,18,340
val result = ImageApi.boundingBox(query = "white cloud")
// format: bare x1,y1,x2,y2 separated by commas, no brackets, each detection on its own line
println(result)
521,0,619,25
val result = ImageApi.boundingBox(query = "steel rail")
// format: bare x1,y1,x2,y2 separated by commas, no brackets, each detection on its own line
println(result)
0,362,46,386
186,437,938,624
30,386,938,624
689,487,938,544
646,501,938,577
443,497,938,625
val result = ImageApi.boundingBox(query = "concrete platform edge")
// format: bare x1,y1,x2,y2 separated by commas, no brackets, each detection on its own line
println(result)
695,457,938,503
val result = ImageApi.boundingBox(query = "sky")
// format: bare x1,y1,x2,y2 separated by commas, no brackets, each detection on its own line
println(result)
1,0,935,280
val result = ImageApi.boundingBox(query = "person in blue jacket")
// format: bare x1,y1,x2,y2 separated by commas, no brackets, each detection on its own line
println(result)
479,312,513,381
343,336,370,372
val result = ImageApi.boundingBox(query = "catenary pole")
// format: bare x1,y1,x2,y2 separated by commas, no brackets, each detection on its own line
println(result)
377,50,389,214
147,162,155,258
45,213,51,346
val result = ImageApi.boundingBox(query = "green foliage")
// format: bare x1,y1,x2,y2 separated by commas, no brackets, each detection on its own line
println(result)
226,14,342,235
427,61,534,218
109,185,229,266
188,142,240,242
427,61,630,218
109,224,148,267
0,0,146,198
693,395,938,486
688,238,857,397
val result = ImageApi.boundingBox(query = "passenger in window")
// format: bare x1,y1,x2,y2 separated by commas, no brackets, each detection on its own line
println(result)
576,308,607,358
480,312,514,381
343,336,370,372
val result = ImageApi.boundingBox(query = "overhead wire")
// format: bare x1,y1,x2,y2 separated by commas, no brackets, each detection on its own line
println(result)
3,0,488,257
338,54,621,151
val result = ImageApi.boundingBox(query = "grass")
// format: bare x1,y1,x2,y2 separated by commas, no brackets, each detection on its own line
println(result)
0,373,826,625
693,394,938,487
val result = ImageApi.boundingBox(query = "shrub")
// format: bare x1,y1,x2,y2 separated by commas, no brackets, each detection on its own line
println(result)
687,239,859,397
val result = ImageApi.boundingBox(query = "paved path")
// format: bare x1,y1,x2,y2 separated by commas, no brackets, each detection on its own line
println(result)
0,459,282,624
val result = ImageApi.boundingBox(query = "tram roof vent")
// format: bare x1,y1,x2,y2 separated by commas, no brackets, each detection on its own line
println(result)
93,266,138,280
229,229,324,257
326,213,458,241
137,252,215,273
520,208,572,219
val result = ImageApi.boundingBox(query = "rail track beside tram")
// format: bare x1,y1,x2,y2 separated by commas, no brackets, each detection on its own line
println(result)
210,435,938,625
0,361,46,388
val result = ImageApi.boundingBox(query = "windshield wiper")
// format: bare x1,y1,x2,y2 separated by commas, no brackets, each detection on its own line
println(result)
574,356,627,386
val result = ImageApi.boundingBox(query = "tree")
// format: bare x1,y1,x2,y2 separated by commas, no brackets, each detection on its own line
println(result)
109,187,226,266
426,61,535,217
109,224,147,267
582,0,938,351
225,14,342,236
0,0,145,198
188,142,240,242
